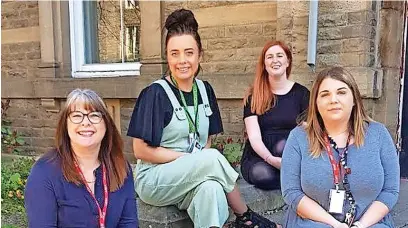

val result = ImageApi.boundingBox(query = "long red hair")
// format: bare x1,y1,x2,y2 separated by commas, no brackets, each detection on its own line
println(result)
244,40,292,115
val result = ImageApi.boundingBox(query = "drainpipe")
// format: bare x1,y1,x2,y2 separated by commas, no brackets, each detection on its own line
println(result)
307,0,319,72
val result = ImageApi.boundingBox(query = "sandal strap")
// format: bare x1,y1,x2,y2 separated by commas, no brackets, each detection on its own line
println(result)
234,207,277,228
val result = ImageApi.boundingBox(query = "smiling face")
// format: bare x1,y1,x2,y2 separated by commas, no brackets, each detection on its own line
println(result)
316,78,355,125
167,34,201,81
67,102,106,153
264,45,290,78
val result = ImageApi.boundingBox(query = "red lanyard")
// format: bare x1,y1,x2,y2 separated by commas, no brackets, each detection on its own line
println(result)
75,162,109,228
324,135,350,188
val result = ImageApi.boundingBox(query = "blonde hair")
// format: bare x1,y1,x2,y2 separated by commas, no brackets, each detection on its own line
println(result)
305,67,373,157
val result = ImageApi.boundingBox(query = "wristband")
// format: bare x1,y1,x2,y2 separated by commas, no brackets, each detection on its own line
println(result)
264,154,272,162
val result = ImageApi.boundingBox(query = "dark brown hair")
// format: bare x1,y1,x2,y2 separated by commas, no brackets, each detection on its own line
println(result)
164,8,203,76
55,89,128,192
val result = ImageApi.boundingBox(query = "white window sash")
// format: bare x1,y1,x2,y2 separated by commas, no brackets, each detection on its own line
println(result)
69,0,141,78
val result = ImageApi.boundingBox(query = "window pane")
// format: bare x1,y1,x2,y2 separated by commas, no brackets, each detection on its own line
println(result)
83,0,140,64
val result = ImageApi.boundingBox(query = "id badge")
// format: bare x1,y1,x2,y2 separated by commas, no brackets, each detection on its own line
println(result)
328,189,345,214
188,139,202,153
191,142,201,154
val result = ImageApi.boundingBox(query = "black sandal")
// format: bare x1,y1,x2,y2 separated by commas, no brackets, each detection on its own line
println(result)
234,206,277,228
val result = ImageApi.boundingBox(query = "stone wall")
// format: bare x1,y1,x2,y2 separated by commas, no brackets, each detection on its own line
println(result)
1,1,406,157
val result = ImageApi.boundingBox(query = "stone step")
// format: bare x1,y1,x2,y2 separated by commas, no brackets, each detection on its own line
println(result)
137,178,285,227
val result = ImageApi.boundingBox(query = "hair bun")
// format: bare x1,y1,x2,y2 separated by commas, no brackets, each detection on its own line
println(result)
165,9,198,32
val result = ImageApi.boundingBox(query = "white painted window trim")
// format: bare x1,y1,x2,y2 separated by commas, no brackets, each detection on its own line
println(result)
69,0,141,78
125,0,136,9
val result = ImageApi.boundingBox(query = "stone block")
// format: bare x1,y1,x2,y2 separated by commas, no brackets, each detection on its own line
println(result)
381,1,404,11
235,48,261,61
345,67,383,98
348,10,376,26
2,53,26,61
225,24,263,37
317,40,343,54
2,19,30,30
379,9,404,68
26,51,41,60
28,119,57,128
200,26,225,39
20,7,39,20
42,127,57,138
318,13,348,27
194,2,276,27
201,61,255,74
319,1,371,14
342,38,374,53
186,1,242,10
30,137,54,148
223,123,245,136
9,42,40,54
163,2,186,18
13,127,42,138
26,1,38,9
203,49,236,62
8,106,39,119
318,27,343,40
230,110,244,124
136,178,285,227
358,53,375,67
7,69,28,78
341,25,376,39
262,23,277,35
207,38,248,50
120,99,137,109
8,118,28,128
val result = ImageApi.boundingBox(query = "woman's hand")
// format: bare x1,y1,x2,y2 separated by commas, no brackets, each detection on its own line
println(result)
333,222,349,228
266,155,281,169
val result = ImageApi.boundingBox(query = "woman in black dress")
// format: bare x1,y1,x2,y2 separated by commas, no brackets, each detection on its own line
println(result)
241,40,310,190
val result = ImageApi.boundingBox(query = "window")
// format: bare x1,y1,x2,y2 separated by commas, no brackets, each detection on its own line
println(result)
69,0,141,77
125,26,140,61
125,0,138,9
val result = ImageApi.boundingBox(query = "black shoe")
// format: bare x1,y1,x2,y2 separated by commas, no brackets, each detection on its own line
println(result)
234,206,277,228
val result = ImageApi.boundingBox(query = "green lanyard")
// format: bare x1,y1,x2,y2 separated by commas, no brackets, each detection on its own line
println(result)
170,75,199,134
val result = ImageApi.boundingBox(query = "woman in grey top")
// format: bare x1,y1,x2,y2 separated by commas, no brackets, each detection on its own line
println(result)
281,67,399,228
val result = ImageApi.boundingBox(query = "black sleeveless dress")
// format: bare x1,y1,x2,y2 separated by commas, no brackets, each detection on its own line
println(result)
241,83,309,190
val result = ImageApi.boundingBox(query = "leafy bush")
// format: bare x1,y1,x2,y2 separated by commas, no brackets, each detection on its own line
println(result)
2,224,19,228
1,100,26,154
1,157,35,215
212,137,244,167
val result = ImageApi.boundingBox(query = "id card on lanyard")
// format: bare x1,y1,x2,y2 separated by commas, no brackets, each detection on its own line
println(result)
324,135,345,214
324,134,356,226
171,75,202,152
75,162,109,228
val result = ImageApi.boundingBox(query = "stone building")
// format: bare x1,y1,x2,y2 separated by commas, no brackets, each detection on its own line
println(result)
1,1,407,168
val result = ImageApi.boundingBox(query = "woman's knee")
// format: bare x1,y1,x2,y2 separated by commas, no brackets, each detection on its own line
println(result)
195,180,225,197
197,149,224,167
248,162,280,189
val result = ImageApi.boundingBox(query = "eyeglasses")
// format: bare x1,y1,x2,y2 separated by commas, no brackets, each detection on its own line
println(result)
68,111,103,124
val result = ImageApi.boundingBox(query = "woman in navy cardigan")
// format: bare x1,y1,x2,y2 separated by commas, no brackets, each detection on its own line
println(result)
25,89,139,228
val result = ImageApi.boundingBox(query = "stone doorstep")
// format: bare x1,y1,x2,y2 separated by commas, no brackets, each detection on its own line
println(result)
137,178,285,227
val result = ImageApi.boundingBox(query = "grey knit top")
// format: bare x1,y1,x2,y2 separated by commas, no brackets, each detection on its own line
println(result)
281,122,400,228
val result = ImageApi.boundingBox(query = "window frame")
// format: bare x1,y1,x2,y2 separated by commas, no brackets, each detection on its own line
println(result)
69,0,141,78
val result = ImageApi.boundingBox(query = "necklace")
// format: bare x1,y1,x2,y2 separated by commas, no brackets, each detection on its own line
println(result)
85,177,96,183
